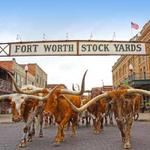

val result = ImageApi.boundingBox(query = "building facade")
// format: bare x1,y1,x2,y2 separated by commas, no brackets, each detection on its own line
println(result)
23,63,47,87
0,59,47,114
112,20,150,105
0,66,12,95
0,58,47,91
91,85,113,98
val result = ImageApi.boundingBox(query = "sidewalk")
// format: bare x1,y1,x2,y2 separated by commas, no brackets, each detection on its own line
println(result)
138,112,150,121
0,114,12,123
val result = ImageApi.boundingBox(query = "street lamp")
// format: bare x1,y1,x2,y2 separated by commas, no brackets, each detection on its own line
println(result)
129,64,134,81
101,80,104,91
129,64,133,72
25,65,28,85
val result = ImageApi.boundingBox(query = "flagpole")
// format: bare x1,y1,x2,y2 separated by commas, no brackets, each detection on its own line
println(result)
130,22,133,38
131,21,140,39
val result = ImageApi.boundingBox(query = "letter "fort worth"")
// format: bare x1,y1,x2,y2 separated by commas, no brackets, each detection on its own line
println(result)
10,42,77,56
44,44,74,52
15,44,39,53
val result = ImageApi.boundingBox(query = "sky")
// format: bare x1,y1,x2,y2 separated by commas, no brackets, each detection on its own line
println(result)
0,0,150,90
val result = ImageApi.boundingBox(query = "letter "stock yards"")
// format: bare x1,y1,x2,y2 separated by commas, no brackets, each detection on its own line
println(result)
81,44,109,52
79,42,145,55
114,44,142,52
9,41,146,56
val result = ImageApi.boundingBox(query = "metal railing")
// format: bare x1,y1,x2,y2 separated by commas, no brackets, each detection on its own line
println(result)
128,73,150,81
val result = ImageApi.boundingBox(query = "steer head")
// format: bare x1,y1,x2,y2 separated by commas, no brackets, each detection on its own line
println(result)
107,89,130,122
44,85,66,116
0,93,27,122
0,90,50,122
11,94,26,122
43,70,88,116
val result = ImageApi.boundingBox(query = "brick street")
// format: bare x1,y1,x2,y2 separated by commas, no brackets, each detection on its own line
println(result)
0,121,150,150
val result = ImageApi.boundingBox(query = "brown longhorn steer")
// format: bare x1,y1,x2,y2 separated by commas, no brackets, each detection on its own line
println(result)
81,97,107,134
44,85,81,144
64,87,150,149
43,70,87,145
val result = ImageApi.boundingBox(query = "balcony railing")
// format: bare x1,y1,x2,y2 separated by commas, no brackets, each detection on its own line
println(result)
128,73,150,81
0,78,12,93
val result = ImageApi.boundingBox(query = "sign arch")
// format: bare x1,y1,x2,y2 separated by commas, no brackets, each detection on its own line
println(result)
0,40,149,57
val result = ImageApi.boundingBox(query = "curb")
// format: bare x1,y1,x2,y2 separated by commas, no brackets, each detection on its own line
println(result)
137,119,150,122
0,121,13,124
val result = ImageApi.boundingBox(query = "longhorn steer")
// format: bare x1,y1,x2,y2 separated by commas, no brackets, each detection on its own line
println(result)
64,87,150,149
43,70,87,145
104,102,114,125
80,97,107,134
0,85,50,148
78,100,92,127
44,85,81,144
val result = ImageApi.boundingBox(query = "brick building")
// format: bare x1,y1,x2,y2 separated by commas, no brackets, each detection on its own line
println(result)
0,58,47,114
0,58,47,91
91,85,113,98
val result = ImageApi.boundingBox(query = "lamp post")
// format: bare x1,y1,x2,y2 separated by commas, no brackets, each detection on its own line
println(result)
25,65,28,85
101,80,104,91
129,64,134,81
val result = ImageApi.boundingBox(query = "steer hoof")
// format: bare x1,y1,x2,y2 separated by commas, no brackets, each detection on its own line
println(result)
53,142,61,147
19,141,27,148
93,130,100,134
39,134,43,138
32,130,35,136
123,142,131,149
27,138,32,142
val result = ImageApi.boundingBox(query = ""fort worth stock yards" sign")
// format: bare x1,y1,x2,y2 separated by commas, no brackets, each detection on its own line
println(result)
0,40,149,56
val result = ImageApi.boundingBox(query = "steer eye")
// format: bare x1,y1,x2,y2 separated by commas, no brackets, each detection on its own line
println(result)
20,96,25,100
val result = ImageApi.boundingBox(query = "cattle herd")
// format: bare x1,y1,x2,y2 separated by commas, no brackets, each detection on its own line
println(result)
0,70,150,149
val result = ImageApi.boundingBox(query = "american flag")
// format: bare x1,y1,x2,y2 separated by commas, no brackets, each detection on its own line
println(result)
131,22,139,30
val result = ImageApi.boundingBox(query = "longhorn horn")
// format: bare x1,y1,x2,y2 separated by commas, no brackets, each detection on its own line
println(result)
23,88,53,101
60,70,88,95
126,88,150,96
72,83,80,91
72,84,76,91
0,94,12,100
63,92,109,113
63,88,150,113
0,91,50,102
24,92,50,101
8,72,50,94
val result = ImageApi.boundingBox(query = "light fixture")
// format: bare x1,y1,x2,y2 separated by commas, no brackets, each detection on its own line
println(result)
25,65,28,72
129,64,133,71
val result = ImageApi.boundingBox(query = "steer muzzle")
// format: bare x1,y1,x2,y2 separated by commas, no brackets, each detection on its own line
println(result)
43,111,52,117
